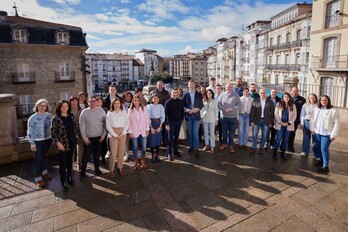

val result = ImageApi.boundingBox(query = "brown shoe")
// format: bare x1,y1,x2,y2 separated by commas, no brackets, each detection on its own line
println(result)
238,145,243,150
108,171,115,178
42,173,52,180
243,146,249,151
219,144,227,150
229,146,235,153
141,158,147,169
210,148,214,155
249,148,256,154
36,180,45,187
134,158,140,170
117,168,125,176
202,146,209,152
259,149,265,155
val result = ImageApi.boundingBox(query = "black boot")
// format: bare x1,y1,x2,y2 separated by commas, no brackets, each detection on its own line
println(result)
280,150,287,160
273,149,278,160
151,153,156,163
62,181,68,192
155,153,161,162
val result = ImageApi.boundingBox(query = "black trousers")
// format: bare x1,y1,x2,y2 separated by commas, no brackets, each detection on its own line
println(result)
288,121,300,148
82,137,101,176
59,141,76,183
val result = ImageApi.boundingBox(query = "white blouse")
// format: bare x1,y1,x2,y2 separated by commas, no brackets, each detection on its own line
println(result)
106,110,129,137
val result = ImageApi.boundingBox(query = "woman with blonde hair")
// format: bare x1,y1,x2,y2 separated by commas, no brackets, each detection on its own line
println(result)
106,98,129,177
27,99,53,187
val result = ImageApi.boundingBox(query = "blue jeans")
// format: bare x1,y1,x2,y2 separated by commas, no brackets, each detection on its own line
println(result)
168,120,182,154
251,119,269,149
203,122,216,148
187,117,200,149
301,120,314,155
221,117,237,146
274,127,290,151
313,134,332,167
34,139,51,182
132,135,147,158
238,114,250,146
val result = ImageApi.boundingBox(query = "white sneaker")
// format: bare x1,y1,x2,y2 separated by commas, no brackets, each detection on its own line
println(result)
123,153,129,162
300,152,307,156
105,150,110,159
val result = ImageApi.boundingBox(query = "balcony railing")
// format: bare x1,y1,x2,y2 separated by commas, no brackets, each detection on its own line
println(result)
311,55,348,70
274,42,291,50
265,64,289,71
291,40,302,48
12,72,35,83
55,71,75,82
289,64,301,71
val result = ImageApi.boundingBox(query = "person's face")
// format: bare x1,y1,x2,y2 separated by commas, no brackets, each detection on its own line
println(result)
283,95,290,103
188,82,195,90
250,85,256,92
126,94,132,102
292,88,299,97
207,91,213,99
79,95,86,103
89,98,97,108
200,86,206,94
177,90,183,97
243,89,249,97
216,86,222,95
320,97,329,107
210,80,216,86
109,87,117,95
96,99,103,107
271,89,277,98
136,91,143,97
309,95,316,104
259,90,266,99
236,79,242,87
152,96,160,104
225,84,232,93
70,99,78,108
171,90,178,99
133,98,140,107
38,102,47,113
113,100,121,110
157,82,164,91
61,102,69,114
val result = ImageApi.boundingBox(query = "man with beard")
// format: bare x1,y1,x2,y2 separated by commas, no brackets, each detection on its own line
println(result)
233,78,244,97
249,83,260,100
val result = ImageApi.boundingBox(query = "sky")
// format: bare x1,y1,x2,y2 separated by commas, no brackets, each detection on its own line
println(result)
2,0,308,56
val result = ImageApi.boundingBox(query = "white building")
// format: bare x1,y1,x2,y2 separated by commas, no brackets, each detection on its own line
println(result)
135,48,163,77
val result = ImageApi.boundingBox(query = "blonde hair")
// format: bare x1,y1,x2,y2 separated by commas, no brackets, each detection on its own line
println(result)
33,99,50,112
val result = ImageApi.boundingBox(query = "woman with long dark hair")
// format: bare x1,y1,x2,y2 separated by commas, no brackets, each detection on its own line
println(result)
51,100,79,192
201,89,218,154
69,96,83,172
311,95,340,173
273,92,297,160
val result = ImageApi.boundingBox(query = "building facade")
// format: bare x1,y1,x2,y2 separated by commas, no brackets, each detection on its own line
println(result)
190,54,209,86
135,48,163,78
0,10,88,114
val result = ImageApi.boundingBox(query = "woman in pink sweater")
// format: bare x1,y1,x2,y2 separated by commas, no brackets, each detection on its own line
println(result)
128,96,150,169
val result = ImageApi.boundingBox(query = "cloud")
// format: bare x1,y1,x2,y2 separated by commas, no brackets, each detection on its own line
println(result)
120,0,130,3
53,0,80,5
179,45,198,54
137,0,190,20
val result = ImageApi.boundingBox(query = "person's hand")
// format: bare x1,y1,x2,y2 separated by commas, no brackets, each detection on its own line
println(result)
129,133,134,139
57,142,65,151
83,138,91,145
31,145,37,152
311,131,315,135
188,109,193,114
166,125,170,131
99,135,105,143
331,137,335,141
215,121,218,126
117,134,124,139
150,128,155,134
155,127,161,133
146,131,149,137
299,124,304,129
251,122,254,127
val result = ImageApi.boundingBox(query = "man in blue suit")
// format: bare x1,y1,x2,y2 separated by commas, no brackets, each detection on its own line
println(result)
183,80,204,158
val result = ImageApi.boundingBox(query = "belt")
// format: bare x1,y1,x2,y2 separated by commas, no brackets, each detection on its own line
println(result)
151,118,160,122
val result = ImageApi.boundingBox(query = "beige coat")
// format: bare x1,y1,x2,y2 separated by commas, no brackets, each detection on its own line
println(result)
310,107,340,138
273,106,297,131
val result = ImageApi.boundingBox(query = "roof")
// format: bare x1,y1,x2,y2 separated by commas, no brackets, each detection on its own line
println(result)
136,48,157,53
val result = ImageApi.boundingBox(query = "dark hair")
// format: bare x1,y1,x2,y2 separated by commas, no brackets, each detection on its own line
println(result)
134,87,143,94
69,96,81,110
78,92,88,107
210,77,216,81
318,95,333,109
55,100,71,116
216,84,222,88
122,91,133,103
279,92,294,111
150,94,160,103
206,89,215,99
109,84,117,90
188,80,195,84
130,95,145,111
110,98,123,111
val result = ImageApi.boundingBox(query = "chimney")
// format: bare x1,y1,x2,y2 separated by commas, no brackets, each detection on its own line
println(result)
0,11,8,21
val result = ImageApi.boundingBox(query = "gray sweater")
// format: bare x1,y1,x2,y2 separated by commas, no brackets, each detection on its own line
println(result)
218,91,241,118
79,107,106,140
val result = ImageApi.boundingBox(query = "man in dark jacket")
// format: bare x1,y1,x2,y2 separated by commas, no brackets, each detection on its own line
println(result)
103,85,121,110
288,86,305,152
266,88,281,149
183,80,204,158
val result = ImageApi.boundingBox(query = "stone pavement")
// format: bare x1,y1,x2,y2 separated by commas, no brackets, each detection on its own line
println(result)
1,137,348,232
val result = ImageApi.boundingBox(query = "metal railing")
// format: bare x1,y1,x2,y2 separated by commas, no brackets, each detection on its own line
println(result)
12,72,35,83
55,71,75,82
16,104,35,137
258,83,347,108
311,55,348,69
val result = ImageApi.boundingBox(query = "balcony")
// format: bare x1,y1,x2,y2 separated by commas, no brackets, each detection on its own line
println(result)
291,40,301,48
274,42,291,51
311,55,348,70
265,64,289,71
289,64,301,71
242,57,250,63
12,72,35,84
55,71,75,82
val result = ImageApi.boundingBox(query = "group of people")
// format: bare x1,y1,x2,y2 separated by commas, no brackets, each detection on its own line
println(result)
27,78,340,191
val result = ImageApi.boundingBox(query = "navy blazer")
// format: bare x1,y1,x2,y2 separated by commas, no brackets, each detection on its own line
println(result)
183,91,204,121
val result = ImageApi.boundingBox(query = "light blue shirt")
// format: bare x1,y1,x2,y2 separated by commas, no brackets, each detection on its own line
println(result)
189,91,195,108
147,104,165,124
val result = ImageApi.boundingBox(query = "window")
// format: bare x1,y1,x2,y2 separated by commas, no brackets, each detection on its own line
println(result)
60,63,70,79
13,29,27,43
321,77,333,97
296,30,301,41
60,92,70,100
19,95,33,116
324,37,337,68
17,63,30,81
277,35,281,44
286,32,291,43
295,53,300,64
285,54,290,64
270,38,273,46
276,55,280,65
57,32,69,45
268,56,272,64
326,0,341,28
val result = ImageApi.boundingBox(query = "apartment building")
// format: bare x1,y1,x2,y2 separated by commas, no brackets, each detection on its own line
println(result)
206,46,217,82
169,54,194,81
0,10,88,114
135,48,163,77
222,36,237,84
308,0,348,108
215,38,229,85
263,3,312,86
190,54,209,86
87,53,144,93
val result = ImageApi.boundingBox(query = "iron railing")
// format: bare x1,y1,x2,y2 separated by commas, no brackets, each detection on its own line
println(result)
311,55,348,69
12,72,35,83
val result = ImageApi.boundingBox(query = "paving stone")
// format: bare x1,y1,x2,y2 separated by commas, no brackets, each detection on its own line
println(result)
142,211,168,230
0,211,32,232
54,208,98,231
104,218,148,232
11,194,56,215
32,199,76,222
315,190,348,219
55,225,77,232
224,210,282,232
270,216,315,232
331,209,348,231
11,218,54,232
96,194,134,215
77,212,122,232
186,191,222,211
131,189,151,203
118,199,158,222
265,203,294,222
0,204,13,219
